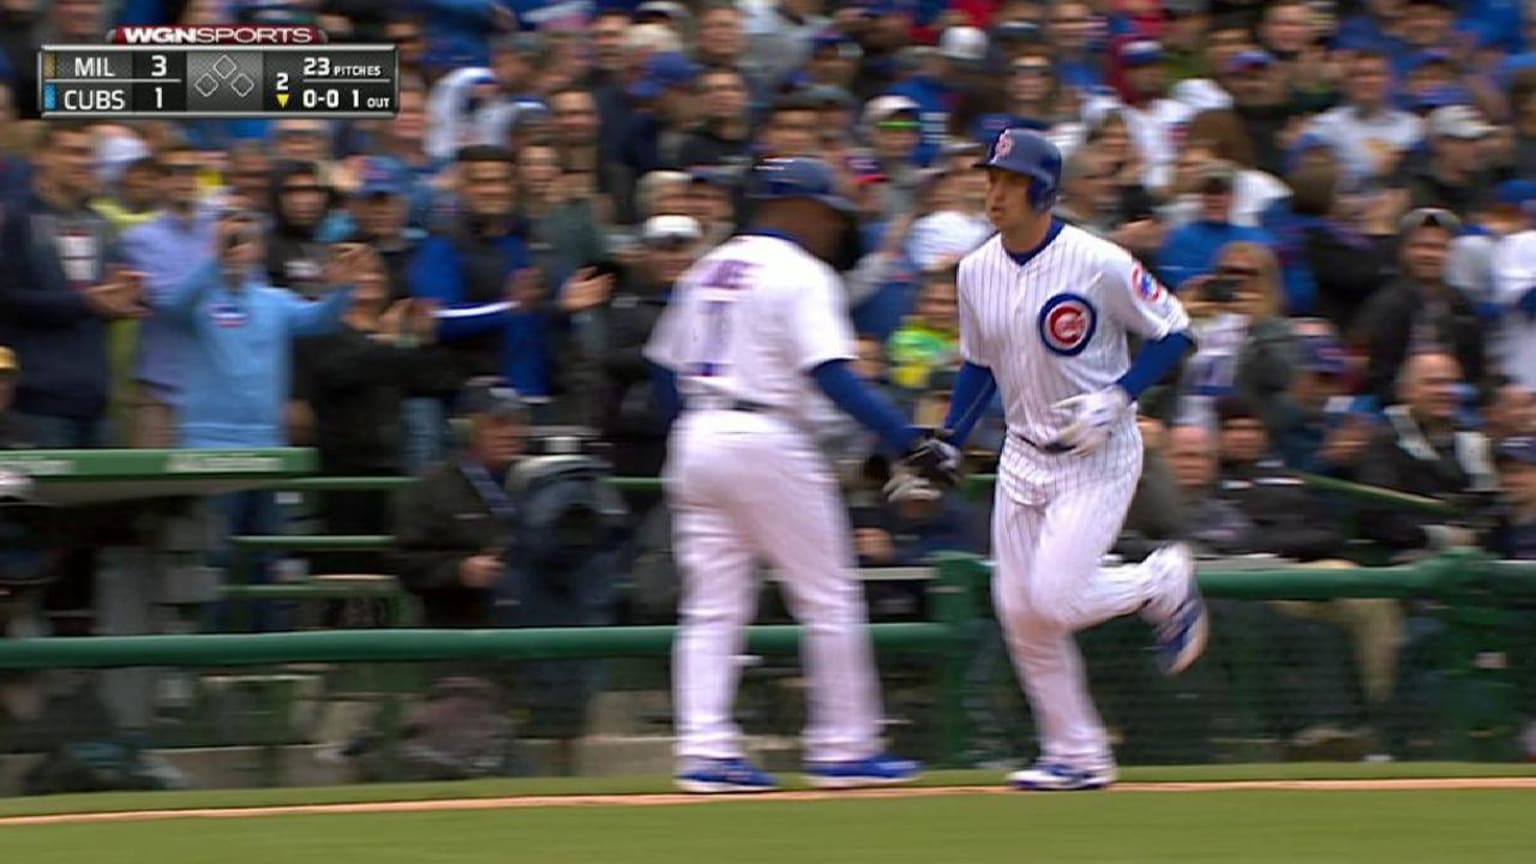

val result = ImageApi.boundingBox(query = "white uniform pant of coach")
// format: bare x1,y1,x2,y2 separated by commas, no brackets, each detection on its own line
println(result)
665,409,883,762
992,438,1161,771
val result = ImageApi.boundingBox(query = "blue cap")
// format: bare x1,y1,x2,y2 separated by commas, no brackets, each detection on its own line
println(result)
1227,49,1274,73
813,29,853,49
1414,85,1467,110
1297,334,1349,375
1497,179,1536,206
863,0,916,16
1499,436,1536,465
1119,39,1164,66
750,157,856,214
629,51,700,100
356,156,408,197
996,20,1043,42
1409,48,1456,72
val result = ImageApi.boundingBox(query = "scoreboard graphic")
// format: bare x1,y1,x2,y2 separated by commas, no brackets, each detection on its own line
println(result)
38,45,399,118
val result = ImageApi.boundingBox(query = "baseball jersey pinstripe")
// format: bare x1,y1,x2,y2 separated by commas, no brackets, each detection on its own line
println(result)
645,234,856,427
957,224,1190,504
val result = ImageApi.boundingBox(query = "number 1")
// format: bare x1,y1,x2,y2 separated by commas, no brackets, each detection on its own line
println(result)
694,300,732,377
153,86,162,109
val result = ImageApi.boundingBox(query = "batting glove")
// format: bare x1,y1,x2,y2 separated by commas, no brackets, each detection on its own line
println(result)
884,437,961,502
1045,388,1130,456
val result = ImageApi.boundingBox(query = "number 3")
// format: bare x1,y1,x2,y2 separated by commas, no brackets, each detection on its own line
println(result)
151,54,166,76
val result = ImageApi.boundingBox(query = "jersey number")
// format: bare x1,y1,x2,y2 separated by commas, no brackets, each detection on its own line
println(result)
688,260,752,377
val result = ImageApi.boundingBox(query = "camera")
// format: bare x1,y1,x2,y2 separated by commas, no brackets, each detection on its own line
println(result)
1201,276,1239,304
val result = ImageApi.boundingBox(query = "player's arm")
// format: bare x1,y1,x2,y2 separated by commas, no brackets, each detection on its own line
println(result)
1048,258,1195,455
790,264,919,455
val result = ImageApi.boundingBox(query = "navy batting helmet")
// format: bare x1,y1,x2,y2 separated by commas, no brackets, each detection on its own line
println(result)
749,157,856,214
974,128,1063,212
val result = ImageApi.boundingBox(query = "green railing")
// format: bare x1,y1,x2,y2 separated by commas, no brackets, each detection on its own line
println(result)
6,551,1536,766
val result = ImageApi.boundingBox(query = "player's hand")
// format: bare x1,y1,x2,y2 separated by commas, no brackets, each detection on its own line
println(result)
884,436,960,502
1046,388,1130,456
559,267,614,313
460,551,505,589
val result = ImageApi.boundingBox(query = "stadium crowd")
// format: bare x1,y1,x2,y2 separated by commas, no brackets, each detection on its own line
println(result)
3,0,1536,772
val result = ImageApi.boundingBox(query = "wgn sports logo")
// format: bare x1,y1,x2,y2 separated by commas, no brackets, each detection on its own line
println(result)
1037,293,1097,357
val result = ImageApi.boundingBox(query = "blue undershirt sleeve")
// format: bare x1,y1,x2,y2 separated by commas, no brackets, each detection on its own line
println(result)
1116,331,1194,399
810,360,919,453
940,361,998,447
650,362,681,427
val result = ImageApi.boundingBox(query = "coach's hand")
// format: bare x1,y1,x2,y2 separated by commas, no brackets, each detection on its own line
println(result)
884,436,960,502
1046,388,1130,456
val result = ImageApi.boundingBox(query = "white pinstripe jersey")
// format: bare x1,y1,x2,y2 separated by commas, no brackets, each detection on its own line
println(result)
643,234,856,427
957,223,1190,503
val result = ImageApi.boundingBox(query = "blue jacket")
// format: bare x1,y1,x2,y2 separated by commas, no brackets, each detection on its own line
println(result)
887,76,952,167
0,192,119,420
154,262,349,448
1157,220,1271,292
409,231,551,396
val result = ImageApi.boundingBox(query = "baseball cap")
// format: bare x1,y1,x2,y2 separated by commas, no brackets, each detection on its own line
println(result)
1409,48,1457,73
844,150,887,184
1399,206,1463,234
863,94,921,126
995,19,1043,42
1496,179,1536,207
630,51,700,100
1165,0,1210,15
355,156,408,198
0,346,16,373
939,26,988,63
1429,104,1492,139
1297,334,1349,375
1227,49,1274,73
1497,436,1536,465
459,377,529,419
806,84,857,109
1198,160,1237,187
634,1,690,24
1119,39,1164,66
641,214,703,245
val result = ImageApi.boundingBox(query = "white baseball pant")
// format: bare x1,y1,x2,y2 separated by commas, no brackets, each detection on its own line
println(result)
664,409,883,763
990,446,1167,770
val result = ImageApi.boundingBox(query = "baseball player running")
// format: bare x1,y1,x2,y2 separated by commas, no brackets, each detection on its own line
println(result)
894,129,1208,791
645,158,930,794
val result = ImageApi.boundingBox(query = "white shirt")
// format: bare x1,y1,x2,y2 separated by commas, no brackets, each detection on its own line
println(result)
905,210,995,270
645,234,855,427
1083,95,1195,191
1170,78,1233,114
958,223,1190,500
1308,105,1424,185
1490,230,1536,390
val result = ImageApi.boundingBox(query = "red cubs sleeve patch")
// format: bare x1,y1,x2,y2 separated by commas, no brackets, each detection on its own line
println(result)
1131,263,1165,303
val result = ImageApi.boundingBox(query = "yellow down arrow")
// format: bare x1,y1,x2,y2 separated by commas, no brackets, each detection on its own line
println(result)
277,93,290,108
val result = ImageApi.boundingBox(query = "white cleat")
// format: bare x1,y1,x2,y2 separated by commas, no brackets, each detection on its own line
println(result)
1008,760,1117,791
1146,543,1208,676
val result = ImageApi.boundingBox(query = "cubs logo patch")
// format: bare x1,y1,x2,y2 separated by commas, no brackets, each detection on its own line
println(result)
1037,293,1097,357
994,131,1014,159
1132,263,1165,303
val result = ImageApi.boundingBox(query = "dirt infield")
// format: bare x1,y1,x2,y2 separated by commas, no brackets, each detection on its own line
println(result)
4,777,1534,826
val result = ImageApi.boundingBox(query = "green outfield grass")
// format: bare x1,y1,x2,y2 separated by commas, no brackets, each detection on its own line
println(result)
3,761,1536,818
6,787,1536,864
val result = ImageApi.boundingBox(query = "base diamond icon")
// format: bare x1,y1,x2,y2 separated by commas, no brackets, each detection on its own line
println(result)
194,74,219,98
230,73,255,97
211,54,237,79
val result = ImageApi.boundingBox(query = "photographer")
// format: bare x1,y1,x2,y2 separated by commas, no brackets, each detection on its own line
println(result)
392,378,626,773
1172,241,1291,430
